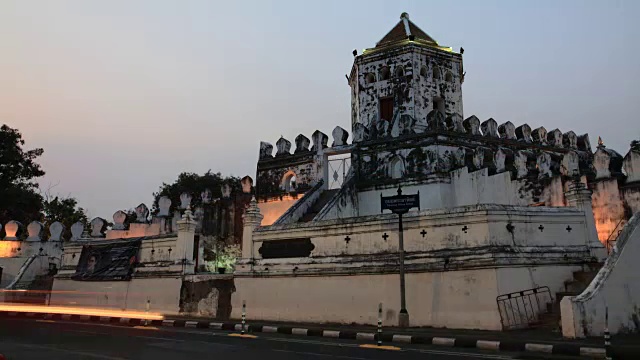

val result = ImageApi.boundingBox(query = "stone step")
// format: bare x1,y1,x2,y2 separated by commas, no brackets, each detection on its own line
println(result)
564,279,587,293
299,189,340,222
555,291,580,303
572,270,599,284
531,312,561,329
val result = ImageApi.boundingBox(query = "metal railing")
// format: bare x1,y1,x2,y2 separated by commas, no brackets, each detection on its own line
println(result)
605,218,626,254
497,286,552,330
328,155,351,190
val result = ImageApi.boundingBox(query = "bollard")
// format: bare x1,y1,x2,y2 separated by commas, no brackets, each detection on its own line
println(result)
144,299,150,326
605,306,612,360
241,300,246,335
377,303,383,346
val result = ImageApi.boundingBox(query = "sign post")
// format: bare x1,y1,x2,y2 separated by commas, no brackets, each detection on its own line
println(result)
381,185,420,328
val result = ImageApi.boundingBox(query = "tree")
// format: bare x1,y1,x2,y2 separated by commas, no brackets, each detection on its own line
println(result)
0,124,45,229
42,195,88,240
152,170,241,215
0,124,87,239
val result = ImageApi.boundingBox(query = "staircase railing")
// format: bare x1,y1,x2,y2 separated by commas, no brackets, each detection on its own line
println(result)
605,218,626,254
272,180,324,225
497,286,552,330
4,254,38,290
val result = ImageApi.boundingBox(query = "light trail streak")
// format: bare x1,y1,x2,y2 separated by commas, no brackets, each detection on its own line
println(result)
0,302,164,320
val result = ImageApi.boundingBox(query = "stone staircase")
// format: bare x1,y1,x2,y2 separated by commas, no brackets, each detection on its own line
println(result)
4,273,54,304
299,189,340,222
533,264,602,331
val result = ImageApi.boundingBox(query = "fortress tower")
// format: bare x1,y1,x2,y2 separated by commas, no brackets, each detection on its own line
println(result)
349,12,463,135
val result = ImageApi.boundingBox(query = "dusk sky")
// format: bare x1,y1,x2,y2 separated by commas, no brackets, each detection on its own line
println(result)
1,0,639,219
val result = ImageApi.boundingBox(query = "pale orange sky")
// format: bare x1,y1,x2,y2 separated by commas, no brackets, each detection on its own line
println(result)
1,0,639,218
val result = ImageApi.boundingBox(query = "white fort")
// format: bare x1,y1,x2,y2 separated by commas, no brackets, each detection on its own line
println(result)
1,13,639,338
233,13,624,331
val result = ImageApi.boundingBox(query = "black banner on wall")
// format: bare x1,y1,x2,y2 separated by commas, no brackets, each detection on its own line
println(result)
72,240,141,281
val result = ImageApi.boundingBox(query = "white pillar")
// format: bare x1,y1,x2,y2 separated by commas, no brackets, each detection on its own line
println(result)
565,180,607,261
241,197,263,261
175,207,197,274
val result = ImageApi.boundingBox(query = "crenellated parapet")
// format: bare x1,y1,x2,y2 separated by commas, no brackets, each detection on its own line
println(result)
593,139,624,180
623,140,640,184
352,113,597,190
256,127,353,200
621,140,640,215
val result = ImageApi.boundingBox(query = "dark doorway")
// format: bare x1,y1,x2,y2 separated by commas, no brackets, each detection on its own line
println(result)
193,235,200,272
433,97,445,115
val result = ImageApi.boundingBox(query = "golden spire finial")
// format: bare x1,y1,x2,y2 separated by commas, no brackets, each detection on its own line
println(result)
598,136,604,147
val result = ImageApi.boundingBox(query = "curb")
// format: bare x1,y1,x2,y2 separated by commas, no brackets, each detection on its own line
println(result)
0,311,607,358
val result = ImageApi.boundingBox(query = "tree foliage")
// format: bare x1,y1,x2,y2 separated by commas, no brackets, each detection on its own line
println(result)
42,196,89,239
152,171,241,215
0,124,45,228
0,124,87,238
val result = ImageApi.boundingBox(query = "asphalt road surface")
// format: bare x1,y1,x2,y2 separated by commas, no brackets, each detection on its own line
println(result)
0,318,582,360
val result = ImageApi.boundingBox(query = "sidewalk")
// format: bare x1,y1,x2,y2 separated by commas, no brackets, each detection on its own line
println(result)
166,314,639,359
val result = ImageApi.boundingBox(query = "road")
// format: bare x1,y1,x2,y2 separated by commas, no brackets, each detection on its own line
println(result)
0,318,581,360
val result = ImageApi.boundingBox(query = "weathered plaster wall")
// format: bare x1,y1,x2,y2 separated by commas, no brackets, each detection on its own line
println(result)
354,168,569,217
315,175,358,220
235,201,602,330
622,186,640,214
0,258,29,287
249,205,592,262
496,266,582,301
50,232,196,314
50,277,183,314
561,213,640,337
273,182,324,225
591,179,626,241
233,270,499,329
257,197,300,226
0,241,62,288
232,264,578,330
106,223,162,240
352,45,463,130
180,274,235,319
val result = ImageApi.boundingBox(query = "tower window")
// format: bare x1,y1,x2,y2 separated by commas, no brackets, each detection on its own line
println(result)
282,171,297,192
395,66,405,78
389,156,405,179
380,96,394,122
365,73,376,84
445,71,453,83
420,66,428,77
380,66,390,81
432,66,441,81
